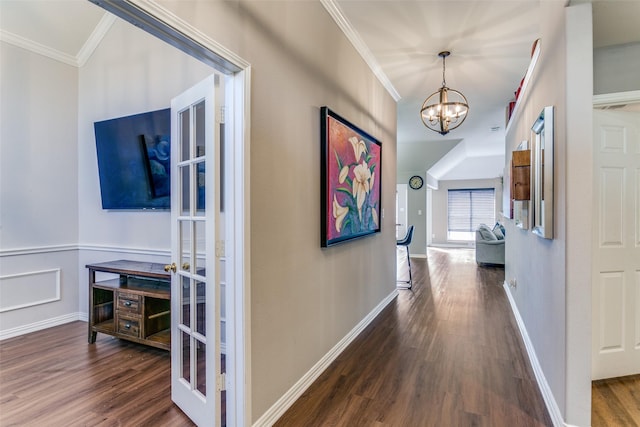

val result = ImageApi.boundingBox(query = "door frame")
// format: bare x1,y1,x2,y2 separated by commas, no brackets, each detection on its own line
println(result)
90,1,252,424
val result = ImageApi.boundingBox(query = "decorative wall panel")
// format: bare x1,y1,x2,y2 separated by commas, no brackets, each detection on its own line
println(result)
0,269,61,312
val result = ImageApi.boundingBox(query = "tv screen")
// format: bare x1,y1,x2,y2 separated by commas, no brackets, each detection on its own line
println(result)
94,109,171,210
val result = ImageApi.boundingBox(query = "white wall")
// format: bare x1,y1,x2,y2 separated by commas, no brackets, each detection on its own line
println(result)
77,19,212,251
430,178,502,246
76,19,213,314
0,42,80,335
565,5,594,424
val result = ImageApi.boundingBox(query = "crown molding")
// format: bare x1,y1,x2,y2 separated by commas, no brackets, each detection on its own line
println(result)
0,29,78,66
593,90,640,108
77,13,117,67
320,0,401,102
0,11,114,68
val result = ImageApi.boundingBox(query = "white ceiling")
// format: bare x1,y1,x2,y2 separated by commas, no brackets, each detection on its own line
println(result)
1,0,639,181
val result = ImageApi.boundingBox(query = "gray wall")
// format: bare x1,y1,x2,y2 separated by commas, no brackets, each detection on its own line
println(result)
156,1,398,420
504,1,568,419
594,42,640,95
503,3,593,425
1,2,398,423
397,172,426,256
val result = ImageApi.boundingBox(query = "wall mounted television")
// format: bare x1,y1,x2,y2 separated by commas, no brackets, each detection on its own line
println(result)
94,108,171,210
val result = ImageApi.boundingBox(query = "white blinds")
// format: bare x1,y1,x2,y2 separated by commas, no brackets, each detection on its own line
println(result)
447,188,495,232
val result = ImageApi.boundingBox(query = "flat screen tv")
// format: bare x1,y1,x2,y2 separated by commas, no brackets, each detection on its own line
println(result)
94,108,171,210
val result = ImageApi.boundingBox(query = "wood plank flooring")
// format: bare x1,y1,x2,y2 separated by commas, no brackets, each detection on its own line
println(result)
0,322,194,426
276,248,553,426
592,374,640,426
1,248,637,426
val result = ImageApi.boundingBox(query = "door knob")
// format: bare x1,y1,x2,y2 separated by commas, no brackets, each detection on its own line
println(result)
164,263,177,273
182,262,190,270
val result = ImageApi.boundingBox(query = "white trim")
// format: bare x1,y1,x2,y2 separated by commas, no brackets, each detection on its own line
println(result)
505,41,541,134
593,90,640,108
252,289,399,427
79,244,170,257
0,244,78,257
0,12,115,67
0,244,171,258
409,254,428,259
0,313,84,341
77,13,117,67
126,0,250,71
503,282,564,427
428,243,474,249
0,269,61,313
0,29,78,66
320,0,401,102
0,244,170,258
230,66,252,427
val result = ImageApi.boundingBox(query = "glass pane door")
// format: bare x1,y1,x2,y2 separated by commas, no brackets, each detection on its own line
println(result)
170,74,221,426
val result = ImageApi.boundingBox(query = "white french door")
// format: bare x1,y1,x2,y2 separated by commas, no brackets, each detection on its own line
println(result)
169,74,223,425
592,108,640,379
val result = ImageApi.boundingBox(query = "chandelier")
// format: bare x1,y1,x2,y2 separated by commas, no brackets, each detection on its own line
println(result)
420,51,469,135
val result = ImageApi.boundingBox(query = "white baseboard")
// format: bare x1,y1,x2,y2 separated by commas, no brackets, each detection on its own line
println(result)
252,289,399,427
0,312,84,341
428,242,475,248
503,282,564,427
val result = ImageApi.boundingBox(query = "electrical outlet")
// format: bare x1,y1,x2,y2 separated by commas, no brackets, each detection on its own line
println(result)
509,278,517,288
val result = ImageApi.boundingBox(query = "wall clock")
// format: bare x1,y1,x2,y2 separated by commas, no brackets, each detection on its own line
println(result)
409,175,424,190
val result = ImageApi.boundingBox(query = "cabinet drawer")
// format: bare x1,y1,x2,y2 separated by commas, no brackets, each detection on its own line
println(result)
117,292,141,314
117,316,140,338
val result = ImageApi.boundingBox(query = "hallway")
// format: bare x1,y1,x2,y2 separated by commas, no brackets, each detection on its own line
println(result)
276,248,552,426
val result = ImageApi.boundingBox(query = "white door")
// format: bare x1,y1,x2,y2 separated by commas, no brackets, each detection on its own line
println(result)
396,184,408,239
592,109,640,380
169,74,223,425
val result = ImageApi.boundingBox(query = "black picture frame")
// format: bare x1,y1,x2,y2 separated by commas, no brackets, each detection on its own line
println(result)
321,106,382,247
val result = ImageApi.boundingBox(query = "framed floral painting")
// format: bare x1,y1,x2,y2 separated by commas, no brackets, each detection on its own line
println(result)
321,107,382,247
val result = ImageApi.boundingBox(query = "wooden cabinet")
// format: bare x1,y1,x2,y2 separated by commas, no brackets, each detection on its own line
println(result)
88,260,171,351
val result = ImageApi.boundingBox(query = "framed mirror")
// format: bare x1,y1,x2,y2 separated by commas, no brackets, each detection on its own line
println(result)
531,106,554,239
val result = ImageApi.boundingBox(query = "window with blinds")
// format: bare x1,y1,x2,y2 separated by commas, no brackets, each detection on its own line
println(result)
447,188,495,241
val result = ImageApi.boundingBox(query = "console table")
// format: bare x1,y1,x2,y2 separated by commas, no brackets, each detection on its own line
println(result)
87,260,171,351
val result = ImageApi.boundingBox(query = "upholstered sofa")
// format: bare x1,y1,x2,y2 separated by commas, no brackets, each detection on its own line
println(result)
475,223,505,265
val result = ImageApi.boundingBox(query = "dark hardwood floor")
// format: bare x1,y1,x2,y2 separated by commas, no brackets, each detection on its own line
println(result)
276,248,553,426
2,248,636,426
0,322,194,426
